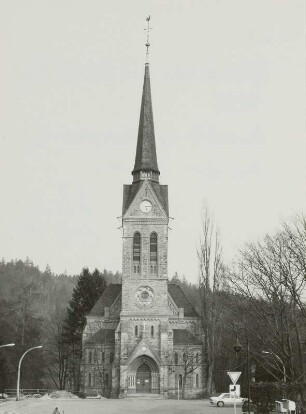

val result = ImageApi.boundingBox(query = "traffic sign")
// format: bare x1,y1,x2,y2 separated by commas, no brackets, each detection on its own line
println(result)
227,371,241,385
230,384,241,397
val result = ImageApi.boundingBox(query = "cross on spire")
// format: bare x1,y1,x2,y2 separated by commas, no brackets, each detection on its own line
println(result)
144,16,152,63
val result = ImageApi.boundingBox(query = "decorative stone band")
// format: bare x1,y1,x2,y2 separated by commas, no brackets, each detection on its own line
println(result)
123,219,169,225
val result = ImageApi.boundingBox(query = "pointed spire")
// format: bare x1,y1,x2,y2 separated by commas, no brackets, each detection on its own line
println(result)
132,63,160,182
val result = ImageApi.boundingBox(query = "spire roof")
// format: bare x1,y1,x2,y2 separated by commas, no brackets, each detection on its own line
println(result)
132,63,160,177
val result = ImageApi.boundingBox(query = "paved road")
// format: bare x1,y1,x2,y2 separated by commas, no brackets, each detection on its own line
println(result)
0,398,241,414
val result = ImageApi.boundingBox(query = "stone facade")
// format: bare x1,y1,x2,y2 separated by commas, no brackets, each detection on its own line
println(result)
81,62,203,398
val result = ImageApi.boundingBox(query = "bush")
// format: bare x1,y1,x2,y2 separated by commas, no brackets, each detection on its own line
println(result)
250,382,303,414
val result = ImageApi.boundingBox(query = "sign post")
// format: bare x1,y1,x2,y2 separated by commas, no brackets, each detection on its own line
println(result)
227,372,241,414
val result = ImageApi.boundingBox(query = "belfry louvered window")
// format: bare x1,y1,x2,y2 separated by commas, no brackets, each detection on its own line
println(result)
133,232,141,274
150,233,157,274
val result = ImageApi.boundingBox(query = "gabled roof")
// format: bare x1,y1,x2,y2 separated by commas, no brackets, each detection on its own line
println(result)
151,182,168,216
132,64,159,175
88,284,122,316
122,182,142,215
85,328,115,345
168,283,199,317
173,329,202,345
122,182,168,216
87,283,198,319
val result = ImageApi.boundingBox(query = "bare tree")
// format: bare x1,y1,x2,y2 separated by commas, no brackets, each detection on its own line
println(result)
178,345,202,399
44,320,69,390
228,215,306,408
198,205,225,396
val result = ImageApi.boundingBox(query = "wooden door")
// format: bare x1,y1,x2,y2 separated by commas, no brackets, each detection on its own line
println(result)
136,363,151,393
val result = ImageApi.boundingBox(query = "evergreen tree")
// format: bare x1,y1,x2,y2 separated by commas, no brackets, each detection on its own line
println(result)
62,268,106,391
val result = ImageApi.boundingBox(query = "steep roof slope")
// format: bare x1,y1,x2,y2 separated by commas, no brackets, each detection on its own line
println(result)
85,328,115,345
173,329,202,345
88,284,122,316
168,283,199,317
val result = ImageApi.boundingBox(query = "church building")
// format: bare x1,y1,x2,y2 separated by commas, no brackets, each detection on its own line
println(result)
81,42,203,398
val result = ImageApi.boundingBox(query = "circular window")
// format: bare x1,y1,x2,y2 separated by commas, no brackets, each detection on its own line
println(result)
135,286,154,308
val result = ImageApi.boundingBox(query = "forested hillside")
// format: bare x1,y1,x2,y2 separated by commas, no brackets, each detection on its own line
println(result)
0,210,305,410
0,259,120,391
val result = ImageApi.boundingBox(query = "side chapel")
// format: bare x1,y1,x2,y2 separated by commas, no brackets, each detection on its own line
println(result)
81,41,203,398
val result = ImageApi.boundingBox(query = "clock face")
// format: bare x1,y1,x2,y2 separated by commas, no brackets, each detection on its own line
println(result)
140,200,152,213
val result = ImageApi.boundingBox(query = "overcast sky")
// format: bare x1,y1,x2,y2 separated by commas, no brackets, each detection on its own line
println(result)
0,1,305,282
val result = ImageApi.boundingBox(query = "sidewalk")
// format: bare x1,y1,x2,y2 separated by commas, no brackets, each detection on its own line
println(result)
0,398,35,414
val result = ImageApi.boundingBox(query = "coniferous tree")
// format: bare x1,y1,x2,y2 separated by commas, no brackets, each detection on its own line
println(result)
62,268,106,391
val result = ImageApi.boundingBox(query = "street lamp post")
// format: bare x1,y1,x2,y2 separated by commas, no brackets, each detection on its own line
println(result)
262,351,286,383
16,345,43,401
0,343,15,348
233,332,251,414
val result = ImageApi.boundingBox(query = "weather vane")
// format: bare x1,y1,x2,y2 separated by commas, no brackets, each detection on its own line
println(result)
144,16,152,63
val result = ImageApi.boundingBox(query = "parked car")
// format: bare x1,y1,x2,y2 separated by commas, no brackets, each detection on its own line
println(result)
210,393,245,407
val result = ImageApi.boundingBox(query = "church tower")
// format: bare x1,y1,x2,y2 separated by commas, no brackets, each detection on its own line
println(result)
121,61,169,311
81,18,202,399
119,59,170,395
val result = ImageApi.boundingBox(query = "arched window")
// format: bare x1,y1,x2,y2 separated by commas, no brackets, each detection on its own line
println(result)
88,372,92,387
110,352,114,364
196,373,199,388
102,352,105,363
196,353,199,364
88,351,92,364
133,233,141,273
105,372,109,387
135,325,138,337
179,374,183,388
150,233,157,273
151,326,154,337
174,352,178,365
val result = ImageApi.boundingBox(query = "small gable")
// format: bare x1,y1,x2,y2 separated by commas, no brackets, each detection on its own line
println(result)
168,283,199,317
122,181,168,217
88,284,122,316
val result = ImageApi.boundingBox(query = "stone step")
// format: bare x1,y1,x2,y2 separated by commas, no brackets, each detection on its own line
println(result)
126,393,163,399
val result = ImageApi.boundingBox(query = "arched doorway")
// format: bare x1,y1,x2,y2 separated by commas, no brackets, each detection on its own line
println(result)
136,363,151,393
127,355,159,394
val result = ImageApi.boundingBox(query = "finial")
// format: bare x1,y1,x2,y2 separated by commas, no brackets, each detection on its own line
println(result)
144,16,152,64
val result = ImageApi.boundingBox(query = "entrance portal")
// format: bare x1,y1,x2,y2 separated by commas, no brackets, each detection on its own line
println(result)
127,355,159,395
136,363,151,393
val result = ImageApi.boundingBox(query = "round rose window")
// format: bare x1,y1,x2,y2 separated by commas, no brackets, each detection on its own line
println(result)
135,286,154,307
